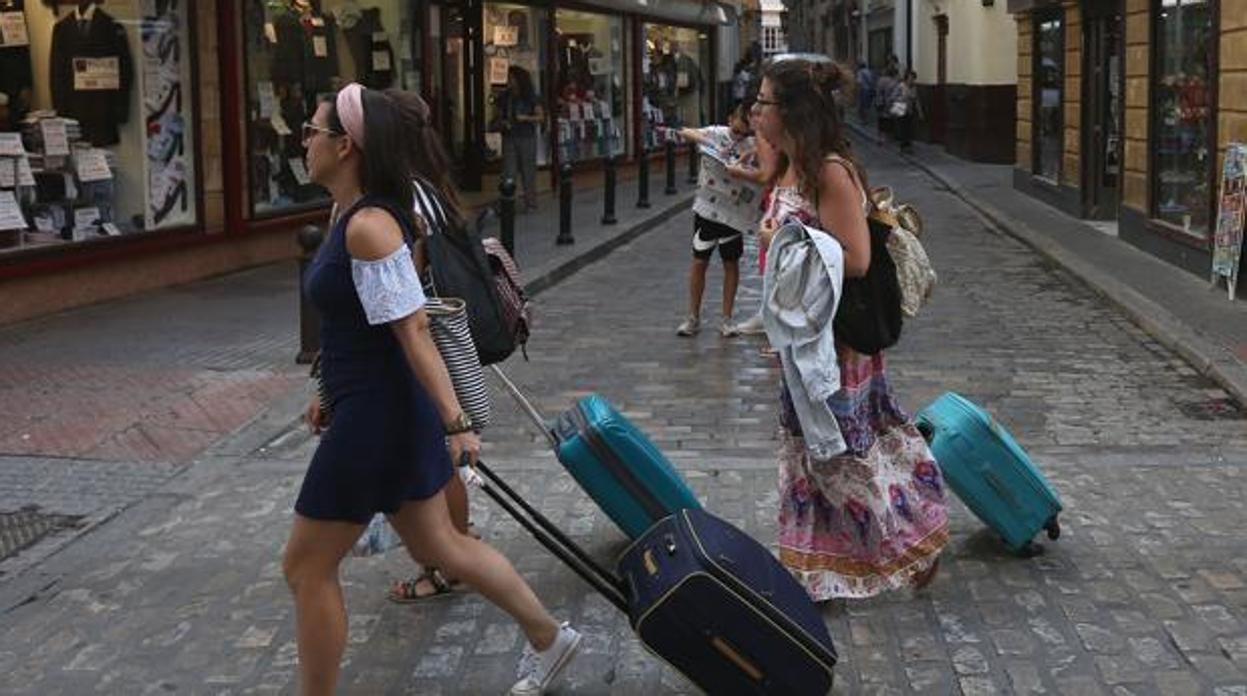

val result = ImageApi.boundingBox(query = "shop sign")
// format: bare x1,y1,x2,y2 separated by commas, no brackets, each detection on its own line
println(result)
0,133,25,157
40,119,70,157
1211,143,1245,300
75,148,113,183
0,154,34,188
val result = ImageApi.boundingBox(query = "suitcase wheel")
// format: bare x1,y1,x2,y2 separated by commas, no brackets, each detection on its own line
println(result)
1045,517,1061,541
1017,541,1045,558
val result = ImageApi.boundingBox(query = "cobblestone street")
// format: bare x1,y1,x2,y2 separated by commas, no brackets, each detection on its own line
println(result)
1,140,1246,695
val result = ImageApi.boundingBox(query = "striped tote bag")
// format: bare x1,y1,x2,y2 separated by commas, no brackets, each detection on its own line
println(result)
425,297,491,430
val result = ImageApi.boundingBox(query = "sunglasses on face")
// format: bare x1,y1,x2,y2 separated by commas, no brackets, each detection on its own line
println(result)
301,121,342,142
752,97,781,109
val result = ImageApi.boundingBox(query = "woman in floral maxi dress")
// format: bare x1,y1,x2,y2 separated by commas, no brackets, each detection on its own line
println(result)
754,59,949,601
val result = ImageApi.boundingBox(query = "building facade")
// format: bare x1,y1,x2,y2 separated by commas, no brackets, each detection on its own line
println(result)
0,0,728,325
761,0,790,56
1010,0,1246,280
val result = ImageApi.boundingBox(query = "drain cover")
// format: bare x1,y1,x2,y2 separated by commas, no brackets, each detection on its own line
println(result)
1177,398,1246,421
0,507,83,561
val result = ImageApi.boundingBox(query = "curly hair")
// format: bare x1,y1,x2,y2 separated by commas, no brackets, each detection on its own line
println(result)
762,59,868,202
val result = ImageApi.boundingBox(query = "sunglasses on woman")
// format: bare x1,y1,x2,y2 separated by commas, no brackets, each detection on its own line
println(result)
301,121,342,142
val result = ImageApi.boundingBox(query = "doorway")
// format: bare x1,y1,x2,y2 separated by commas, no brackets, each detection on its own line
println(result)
1082,2,1124,219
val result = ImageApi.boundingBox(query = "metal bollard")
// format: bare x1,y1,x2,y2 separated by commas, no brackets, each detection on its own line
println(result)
556,161,574,245
296,224,325,364
664,139,677,195
636,146,651,209
687,143,699,184
601,154,618,225
499,175,517,257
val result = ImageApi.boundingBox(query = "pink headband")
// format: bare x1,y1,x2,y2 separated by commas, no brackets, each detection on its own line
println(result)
336,83,366,148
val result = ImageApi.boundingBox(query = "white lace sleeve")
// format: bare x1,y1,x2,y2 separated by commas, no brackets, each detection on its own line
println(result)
351,246,427,325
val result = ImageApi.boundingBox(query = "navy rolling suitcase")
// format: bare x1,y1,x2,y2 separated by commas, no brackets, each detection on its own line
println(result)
491,366,702,538
475,462,837,695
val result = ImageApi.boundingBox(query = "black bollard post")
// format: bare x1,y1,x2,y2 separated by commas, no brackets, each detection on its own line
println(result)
556,161,574,245
687,142,699,184
664,138,677,194
601,154,618,225
499,175,517,257
636,145,651,209
296,224,325,364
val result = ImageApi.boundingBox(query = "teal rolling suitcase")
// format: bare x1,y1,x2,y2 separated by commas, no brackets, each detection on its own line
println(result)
491,367,702,539
915,392,1062,555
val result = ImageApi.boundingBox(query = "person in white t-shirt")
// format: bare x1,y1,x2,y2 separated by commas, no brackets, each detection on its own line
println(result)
674,103,762,337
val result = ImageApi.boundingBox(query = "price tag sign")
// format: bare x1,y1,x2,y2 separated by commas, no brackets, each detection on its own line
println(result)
102,222,122,237
0,133,26,157
264,22,278,44
493,26,519,47
288,158,311,185
312,36,328,58
73,57,121,91
0,11,29,47
489,57,509,86
75,148,113,182
41,119,70,157
0,155,34,187
257,81,277,119
74,207,101,230
0,190,26,231
33,213,55,233
371,50,391,71
311,17,325,27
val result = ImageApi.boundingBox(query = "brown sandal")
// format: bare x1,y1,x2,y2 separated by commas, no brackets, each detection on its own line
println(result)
912,558,940,591
387,569,464,604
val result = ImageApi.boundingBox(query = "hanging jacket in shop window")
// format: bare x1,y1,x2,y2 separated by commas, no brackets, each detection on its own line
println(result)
269,9,306,91
343,8,394,89
301,11,340,100
49,6,133,147
0,0,33,129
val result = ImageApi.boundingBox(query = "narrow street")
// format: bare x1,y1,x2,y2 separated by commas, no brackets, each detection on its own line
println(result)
0,138,1245,695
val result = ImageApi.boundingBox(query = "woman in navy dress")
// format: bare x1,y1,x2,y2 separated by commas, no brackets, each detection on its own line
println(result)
286,83,581,696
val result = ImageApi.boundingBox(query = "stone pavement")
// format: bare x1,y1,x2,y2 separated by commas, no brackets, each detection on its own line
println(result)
846,117,1247,409
0,142,1246,695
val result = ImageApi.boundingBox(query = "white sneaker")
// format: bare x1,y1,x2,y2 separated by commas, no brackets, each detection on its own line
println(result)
676,315,700,337
719,318,741,338
736,312,766,336
510,622,582,695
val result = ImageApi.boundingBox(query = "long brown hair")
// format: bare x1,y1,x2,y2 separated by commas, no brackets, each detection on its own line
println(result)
382,88,468,230
762,59,868,201
320,88,416,228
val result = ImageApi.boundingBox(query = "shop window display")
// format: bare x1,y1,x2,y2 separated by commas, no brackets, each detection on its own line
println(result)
483,3,547,166
245,0,415,216
553,9,627,163
1033,12,1062,182
641,23,709,152
0,0,198,252
1152,0,1214,237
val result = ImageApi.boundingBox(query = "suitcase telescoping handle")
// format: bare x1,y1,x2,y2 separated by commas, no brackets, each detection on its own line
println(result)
489,365,560,451
475,460,630,613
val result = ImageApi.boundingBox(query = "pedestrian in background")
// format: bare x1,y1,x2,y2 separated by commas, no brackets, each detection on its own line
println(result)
892,70,922,154
499,66,543,212
290,82,580,696
855,61,874,124
377,88,485,603
727,104,781,343
751,60,948,602
674,102,761,338
874,67,898,146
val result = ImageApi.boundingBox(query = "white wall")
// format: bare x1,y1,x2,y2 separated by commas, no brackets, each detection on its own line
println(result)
913,0,1018,86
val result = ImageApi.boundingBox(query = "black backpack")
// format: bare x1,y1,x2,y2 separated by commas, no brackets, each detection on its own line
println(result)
424,216,516,365
833,217,903,355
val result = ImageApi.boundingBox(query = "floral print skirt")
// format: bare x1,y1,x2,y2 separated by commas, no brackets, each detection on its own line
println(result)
777,351,949,601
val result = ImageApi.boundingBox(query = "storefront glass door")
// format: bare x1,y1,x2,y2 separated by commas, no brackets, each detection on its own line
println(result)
1083,8,1123,219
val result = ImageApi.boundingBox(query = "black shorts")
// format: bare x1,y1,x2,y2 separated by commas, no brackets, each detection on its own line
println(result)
691,214,744,262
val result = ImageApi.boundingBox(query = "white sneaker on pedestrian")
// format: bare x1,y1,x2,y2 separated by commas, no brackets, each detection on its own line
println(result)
510,622,582,695
719,318,741,338
676,315,700,337
736,312,766,336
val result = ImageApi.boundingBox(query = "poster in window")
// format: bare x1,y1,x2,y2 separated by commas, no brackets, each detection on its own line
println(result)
73,57,121,91
1211,143,1245,300
0,11,29,47
494,26,519,47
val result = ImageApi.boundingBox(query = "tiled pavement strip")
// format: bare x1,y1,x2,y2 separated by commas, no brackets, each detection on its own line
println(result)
0,140,1246,694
